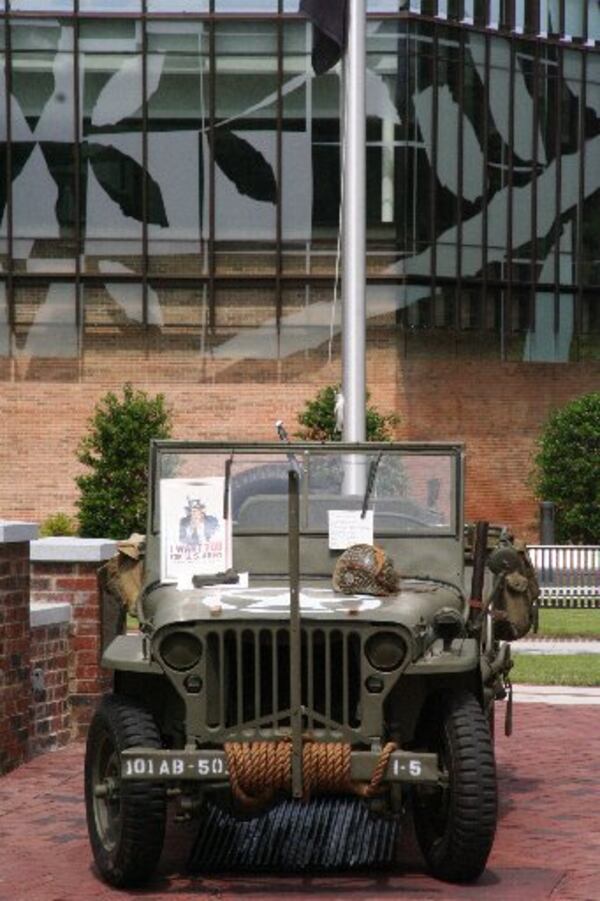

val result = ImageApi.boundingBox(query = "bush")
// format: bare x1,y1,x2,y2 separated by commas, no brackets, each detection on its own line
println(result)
76,384,172,539
296,384,399,442
532,392,600,544
39,512,78,538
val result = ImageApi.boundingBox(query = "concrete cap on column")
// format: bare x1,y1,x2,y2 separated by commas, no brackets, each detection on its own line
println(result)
0,521,39,543
30,536,118,563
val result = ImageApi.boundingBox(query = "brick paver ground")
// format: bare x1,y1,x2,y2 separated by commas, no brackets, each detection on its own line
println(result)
0,702,598,901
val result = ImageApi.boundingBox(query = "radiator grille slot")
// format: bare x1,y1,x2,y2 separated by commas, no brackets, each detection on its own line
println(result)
204,626,362,732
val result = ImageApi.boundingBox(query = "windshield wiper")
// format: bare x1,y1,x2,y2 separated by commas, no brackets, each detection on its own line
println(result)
361,452,382,519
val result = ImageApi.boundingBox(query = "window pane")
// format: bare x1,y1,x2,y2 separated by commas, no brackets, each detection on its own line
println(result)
366,21,404,274
522,290,575,362
581,58,600,287
82,34,143,274
147,21,207,276
0,45,7,270
148,1,208,10
0,281,8,357
79,1,141,12
210,285,278,375
83,281,147,378
580,293,600,361
11,21,76,272
214,22,278,275
215,1,277,10
145,284,210,381
281,22,312,274
11,1,73,10
589,4,600,43
13,282,79,359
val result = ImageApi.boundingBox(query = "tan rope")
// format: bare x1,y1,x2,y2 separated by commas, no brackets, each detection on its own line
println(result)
354,741,398,798
302,741,353,800
224,740,292,811
224,740,398,810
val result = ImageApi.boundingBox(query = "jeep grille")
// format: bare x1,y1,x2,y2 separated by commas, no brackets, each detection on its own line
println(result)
203,625,363,737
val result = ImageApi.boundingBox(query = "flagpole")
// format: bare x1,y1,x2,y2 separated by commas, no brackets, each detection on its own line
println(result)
342,0,366,449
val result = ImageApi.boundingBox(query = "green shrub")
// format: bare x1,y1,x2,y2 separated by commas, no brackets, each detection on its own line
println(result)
39,512,78,538
76,384,172,539
296,384,399,442
532,392,600,544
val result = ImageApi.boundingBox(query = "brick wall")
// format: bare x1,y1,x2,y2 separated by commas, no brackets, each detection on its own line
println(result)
0,349,598,540
0,525,36,776
29,616,71,756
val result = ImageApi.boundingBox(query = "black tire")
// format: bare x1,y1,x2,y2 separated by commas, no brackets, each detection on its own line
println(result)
413,690,497,883
85,695,166,888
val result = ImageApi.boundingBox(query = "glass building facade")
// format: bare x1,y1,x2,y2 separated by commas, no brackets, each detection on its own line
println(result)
0,1,599,374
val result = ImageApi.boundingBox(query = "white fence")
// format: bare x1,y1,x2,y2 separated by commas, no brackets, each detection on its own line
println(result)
527,545,600,609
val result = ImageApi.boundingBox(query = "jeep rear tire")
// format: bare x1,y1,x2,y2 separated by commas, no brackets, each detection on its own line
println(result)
413,690,497,883
85,695,166,887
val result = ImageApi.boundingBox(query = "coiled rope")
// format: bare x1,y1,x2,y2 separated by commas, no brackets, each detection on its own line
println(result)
224,740,398,811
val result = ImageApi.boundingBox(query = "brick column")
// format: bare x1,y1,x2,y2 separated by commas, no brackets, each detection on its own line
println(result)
0,521,38,775
30,538,117,739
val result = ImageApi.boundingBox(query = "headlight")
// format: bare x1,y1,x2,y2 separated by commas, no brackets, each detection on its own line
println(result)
160,632,202,671
365,631,407,672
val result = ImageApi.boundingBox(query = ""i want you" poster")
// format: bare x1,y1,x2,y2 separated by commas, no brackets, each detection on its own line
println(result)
160,478,231,588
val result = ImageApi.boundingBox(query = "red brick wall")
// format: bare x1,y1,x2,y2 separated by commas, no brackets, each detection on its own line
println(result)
30,622,71,755
1,351,599,541
0,542,31,775
31,562,111,739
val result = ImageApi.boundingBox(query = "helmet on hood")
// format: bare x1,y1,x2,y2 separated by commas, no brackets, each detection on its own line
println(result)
332,544,400,597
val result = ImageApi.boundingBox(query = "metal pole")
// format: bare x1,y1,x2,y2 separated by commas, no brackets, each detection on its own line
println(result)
288,470,303,799
539,501,555,545
342,0,367,447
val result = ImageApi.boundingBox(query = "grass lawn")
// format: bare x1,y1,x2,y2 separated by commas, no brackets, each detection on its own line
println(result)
535,608,600,638
511,653,600,686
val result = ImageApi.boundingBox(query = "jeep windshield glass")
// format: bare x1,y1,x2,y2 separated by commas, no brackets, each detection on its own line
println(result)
154,446,457,537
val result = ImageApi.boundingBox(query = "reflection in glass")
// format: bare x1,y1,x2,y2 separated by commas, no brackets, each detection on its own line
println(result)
82,45,143,273
0,281,8,356
145,285,210,382
524,290,575,363
148,1,208,10
11,1,73,10
79,0,141,12
147,21,207,276
13,282,78,358
580,294,600,361
214,22,278,274
83,281,146,377
212,285,278,358
0,49,6,269
11,22,76,272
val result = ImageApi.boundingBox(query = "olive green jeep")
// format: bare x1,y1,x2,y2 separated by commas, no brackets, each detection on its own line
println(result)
85,441,526,887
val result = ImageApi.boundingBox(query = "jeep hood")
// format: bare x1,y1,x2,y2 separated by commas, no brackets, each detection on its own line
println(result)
144,579,466,633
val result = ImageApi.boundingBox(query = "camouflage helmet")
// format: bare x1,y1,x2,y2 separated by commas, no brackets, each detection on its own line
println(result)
332,544,400,596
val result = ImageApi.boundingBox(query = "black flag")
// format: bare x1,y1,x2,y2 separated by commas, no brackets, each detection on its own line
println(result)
300,0,348,75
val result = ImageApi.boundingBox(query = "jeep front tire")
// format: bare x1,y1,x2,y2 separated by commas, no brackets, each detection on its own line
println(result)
85,695,167,887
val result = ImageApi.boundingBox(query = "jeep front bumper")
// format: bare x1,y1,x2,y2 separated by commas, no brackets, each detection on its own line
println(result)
120,748,442,786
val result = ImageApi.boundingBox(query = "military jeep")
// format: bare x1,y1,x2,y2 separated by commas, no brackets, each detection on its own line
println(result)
85,441,519,887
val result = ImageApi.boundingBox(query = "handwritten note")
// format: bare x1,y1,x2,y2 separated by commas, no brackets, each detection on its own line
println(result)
328,510,374,550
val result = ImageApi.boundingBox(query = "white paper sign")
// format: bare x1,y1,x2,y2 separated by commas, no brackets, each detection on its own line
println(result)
328,510,374,550
161,477,231,588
